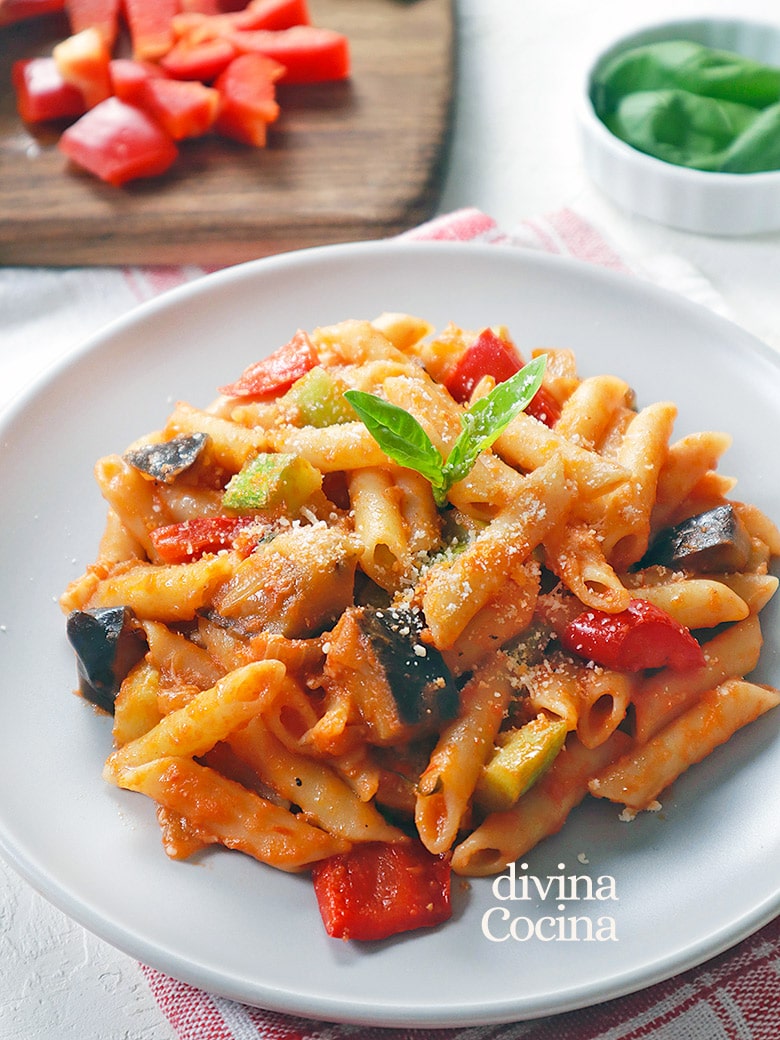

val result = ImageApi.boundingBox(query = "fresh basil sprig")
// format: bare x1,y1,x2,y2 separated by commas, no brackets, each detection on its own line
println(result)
343,354,547,507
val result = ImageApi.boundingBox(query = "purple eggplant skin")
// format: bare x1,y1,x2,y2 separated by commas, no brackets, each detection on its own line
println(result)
360,605,459,726
66,607,148,714
640,504,752,573
123,432,208,484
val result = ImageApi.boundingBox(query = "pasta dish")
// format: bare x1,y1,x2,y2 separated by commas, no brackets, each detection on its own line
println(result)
60,314,780,941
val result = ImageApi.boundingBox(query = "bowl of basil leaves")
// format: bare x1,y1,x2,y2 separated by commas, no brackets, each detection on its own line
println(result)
580,17,780,234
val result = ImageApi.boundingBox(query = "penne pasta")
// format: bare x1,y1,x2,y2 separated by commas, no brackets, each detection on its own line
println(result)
164,401,270,473
442,559,540,675
60,314,780,942
416,654,515,855
494,410,629,501
594,401,677,570
450,731,632,876
87,554,234,621
626,577,750,629
116,756,349,871
269,422,392,472
112,659,163,747
651,430,732,532
105,660,285,778
553,374,632,448
544,520,631,613
421,455,575,649
228,717,406,844
590,679,780,811
94,455,169,559
347,466,413,592
632,615,764,743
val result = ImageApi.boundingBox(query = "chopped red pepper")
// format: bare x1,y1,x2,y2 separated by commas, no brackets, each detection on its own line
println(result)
136,77,220,139
64,0,122,48
172,0,310,43
214,53,283,146
159,36,237,81
235,0,310,31
12,57,87,123
311,841,452,941
53,26,113,109
561,598,706,673
225,25,350,84
526,383,562,426
444,329,561,427
110,58,168,104
150,515,258,563
123,0,179,60
218,329,318,398
58,96,178,185
445,328,524,403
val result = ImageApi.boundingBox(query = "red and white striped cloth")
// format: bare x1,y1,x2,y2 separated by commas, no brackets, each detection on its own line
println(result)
142,914,780,1039
130,207,778,1039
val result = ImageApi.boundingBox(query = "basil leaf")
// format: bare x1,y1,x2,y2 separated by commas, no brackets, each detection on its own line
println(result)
444,355,547,488
592,40,780,114
344,354,547,508
343,389,445,488
592,40,780,173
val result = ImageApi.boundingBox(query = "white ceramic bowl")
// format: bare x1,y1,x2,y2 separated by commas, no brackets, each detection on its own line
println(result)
579,17,780,235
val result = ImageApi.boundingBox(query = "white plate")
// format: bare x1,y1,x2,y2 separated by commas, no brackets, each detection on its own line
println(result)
1,241,778,1027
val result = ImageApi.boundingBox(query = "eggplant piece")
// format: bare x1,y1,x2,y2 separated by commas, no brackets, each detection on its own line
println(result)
66,607,148,714
324,605,458,744
123,433,208,484
640,504,751,573
211,524,361,638
362,606,459,725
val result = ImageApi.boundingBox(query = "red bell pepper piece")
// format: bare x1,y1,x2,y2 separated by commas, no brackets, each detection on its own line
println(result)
0,0,64,26
173,0,310,43
53,26,113,109
59,96,178,185
311,841,452,941
123,0,179,60
218,329,318,398
561,598,706,673
110,58,168,103
214,53,283,145
12,57,87,123
136,77,220,139
64,0,121,47
159,36,237,81
237,0,310,30
444,329,561,427
150,515,257,563
177,0,220,13
445,328,524,402
226,25,350,84
526,383,562,426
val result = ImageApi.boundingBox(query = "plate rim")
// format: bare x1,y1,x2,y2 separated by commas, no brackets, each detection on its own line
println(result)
1,238,778,1027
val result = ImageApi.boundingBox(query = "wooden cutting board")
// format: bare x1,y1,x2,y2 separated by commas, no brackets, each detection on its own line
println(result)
0,0,453,266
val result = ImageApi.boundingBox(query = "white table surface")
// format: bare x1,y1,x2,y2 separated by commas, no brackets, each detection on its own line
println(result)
1,0,779,1036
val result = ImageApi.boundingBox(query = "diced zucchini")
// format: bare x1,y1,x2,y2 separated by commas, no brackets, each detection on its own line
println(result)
222,452,322,513
476,713,567,812
283,367,357,428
